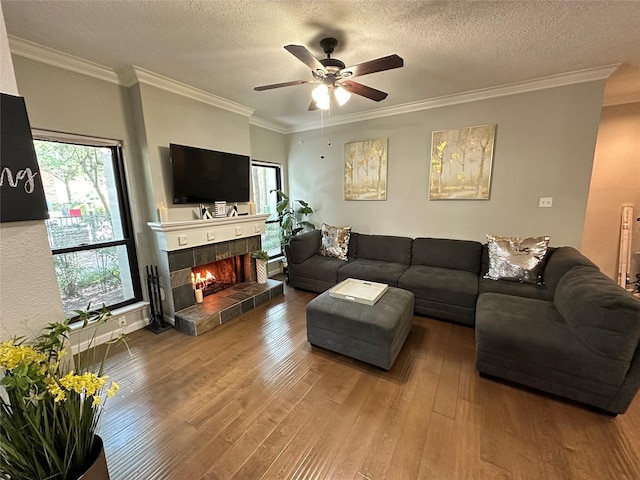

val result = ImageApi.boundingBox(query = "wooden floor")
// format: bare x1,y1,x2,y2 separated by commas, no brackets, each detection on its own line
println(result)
100,283,640,480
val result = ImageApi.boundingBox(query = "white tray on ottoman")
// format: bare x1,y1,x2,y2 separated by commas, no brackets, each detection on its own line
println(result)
329,278,388,305
306,285,414,370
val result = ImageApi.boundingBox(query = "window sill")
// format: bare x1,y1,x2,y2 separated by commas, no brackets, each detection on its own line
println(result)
69,301,149,332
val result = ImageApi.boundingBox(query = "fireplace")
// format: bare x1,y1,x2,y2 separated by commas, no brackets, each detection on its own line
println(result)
148,216,284,336
166,236,260,314
191,254,250,297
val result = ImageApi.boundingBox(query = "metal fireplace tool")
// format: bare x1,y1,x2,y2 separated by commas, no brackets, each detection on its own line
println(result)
146,265,171,333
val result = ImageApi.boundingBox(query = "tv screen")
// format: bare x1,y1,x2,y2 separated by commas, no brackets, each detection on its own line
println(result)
170,143,250,204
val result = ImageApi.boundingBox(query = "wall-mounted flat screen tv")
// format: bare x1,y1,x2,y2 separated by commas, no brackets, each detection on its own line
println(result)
170,143,250,204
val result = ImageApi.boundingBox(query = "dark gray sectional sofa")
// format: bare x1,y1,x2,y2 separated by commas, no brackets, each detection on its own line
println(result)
286,229,640,414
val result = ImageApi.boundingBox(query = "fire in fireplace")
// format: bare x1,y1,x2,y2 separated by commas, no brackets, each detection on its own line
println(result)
191,255,249,297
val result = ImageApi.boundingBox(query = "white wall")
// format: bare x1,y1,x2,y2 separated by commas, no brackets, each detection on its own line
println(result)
582,101,640,281
250,125,287,161
287,81,605,247
0,6,66,340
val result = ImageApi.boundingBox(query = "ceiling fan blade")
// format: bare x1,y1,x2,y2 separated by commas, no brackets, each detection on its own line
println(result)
340,54,404,78
254,79,312,91
284,44,327,72
341,80,388,101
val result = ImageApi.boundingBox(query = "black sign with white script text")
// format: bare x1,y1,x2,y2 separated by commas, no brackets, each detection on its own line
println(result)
0,93,48,222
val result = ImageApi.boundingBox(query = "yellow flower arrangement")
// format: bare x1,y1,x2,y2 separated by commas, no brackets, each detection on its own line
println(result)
0,306,124,480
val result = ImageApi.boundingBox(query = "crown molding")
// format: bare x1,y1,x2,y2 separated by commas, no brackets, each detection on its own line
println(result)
603,92,640,107
249,116,287,134
287,64,620,134
8,36,120,85
8,36,255,118
120,66,255,118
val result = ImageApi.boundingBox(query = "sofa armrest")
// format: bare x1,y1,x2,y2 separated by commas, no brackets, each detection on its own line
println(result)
543,246,597,291
554,265,640,362
285,229,321,264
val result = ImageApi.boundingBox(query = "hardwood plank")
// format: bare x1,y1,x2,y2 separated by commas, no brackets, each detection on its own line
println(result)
287,372,380,480
230,396,330,479
322,377,398,479
354,354,420,480
204,367,322,479
413,316,452,374
432,325,465,418
384,356,440,479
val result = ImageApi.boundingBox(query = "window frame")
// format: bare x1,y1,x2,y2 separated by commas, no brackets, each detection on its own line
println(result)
251,160,283,259
33,130,143,320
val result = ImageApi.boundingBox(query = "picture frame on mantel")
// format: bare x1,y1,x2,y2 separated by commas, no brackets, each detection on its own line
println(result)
344,138,388,201
429,124,496,200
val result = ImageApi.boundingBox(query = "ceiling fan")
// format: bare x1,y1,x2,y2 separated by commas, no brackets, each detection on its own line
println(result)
254,37,404,110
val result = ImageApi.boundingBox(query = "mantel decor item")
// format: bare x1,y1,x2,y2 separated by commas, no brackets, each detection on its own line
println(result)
214,201,226,218
251,250,270,284
0,306,122,480
429,124,496,200
344,138,388,200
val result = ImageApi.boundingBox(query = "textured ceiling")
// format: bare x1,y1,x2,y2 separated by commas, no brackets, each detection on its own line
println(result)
2,0,640,128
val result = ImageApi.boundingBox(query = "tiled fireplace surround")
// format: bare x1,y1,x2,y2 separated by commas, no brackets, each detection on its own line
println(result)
165,235,283,335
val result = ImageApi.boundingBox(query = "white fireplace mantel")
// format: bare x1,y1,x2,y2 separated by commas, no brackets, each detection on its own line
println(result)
147,214,270,251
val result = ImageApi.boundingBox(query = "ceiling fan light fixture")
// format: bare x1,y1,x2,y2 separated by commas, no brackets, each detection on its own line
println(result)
316,95,330,110
312,84,329,103
334,86,351,106
255,38,403,112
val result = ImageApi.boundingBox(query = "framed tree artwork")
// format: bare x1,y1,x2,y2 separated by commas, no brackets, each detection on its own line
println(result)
429,124,496,200
344,138,388,201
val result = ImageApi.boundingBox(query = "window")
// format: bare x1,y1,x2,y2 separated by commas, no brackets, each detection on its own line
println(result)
251,161,282,258
33,131,142,319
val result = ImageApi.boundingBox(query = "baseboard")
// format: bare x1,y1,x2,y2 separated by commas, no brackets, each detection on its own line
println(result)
70,316,149,355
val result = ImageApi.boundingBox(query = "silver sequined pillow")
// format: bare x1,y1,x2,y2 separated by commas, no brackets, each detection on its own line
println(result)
485,234,550,285
319,223,352,261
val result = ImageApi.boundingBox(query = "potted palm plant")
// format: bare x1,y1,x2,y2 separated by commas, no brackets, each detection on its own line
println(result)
270,189,315,246
0,306,122,480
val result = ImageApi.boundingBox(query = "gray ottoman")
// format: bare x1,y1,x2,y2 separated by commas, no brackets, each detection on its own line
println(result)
306,287,415,370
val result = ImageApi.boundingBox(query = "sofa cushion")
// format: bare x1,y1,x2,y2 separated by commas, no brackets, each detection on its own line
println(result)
337,259,409,286
479,277,552,301
413,298,476,326
554,265,640,363
287,230,321,264
412,237,482,274
319,223,351,261
354,234,412,264
543,246,598,292
476,293,631,388
347,232,359,260
485,234,550,284
398,265,478,308
289,254,345,284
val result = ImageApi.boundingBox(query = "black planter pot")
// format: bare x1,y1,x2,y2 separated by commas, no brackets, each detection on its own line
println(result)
77,436,110,480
